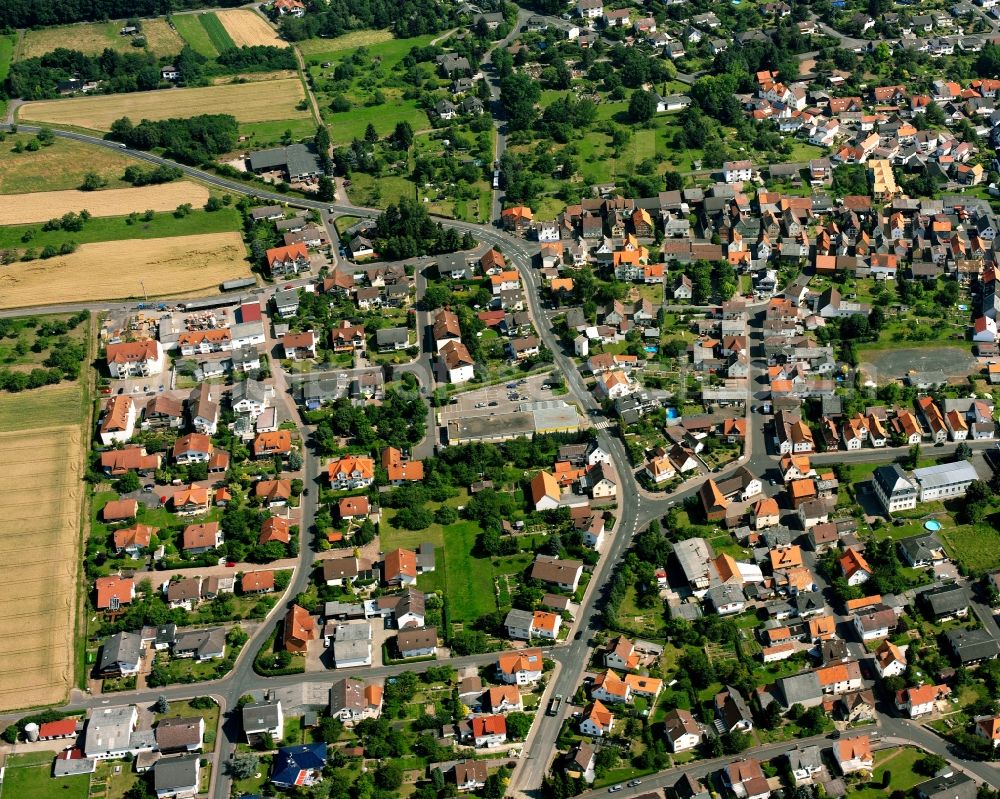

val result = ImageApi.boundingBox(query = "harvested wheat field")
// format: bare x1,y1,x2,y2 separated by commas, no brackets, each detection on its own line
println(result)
216,9,287,48
0,182,210,225
0,232,248,309
19,79,308,130
20,19,184,59
0,425,84,711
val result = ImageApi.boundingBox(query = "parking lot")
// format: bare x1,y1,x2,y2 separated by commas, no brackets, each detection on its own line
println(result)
436,372,557,425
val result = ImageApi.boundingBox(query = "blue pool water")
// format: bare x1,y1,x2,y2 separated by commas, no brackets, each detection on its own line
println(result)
666,407,680,420
645,345,658,354
924,520,942,531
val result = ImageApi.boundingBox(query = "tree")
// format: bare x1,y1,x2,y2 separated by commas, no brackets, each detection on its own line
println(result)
317,176,335,202
505,712,532,739
500,72,541,131
80,171,106,191
628,89,655,123
227,752,259,780
393,121,414,150
153,695,169,714
916,754,947,776
375,762,403,790
679,649,714,689
117,471,141,494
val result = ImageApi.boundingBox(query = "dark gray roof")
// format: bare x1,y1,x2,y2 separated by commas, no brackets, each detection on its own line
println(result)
920,583,968,617
945,627,1000,663
778,672,822,706
153,756,199,792
375,327,409,345
100,632,142,672
916,772,977,799
247,143,323,177
173,627,226,659
242,701,281,733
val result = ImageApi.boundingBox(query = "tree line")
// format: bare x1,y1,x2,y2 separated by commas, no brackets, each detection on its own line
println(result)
276,0,455,41
7,44,295,100
108,113,238,165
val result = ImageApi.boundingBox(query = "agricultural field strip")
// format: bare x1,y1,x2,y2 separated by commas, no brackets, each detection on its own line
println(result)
0,426,81,710
19,19,184,59
18,79,308,130
0,182,210,225
215,9,287,48
0,232,249,310
171,14,220,58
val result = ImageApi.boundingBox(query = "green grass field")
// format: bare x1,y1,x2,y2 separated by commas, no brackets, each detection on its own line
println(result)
0,754,90,799
0,134,135,194
199,12,236,53
0,207,241,251
851,748,925,799
239,118,317,145
0,382,85,431
940,522,1000,575
0,313,88,369
347,172,416,208
326,99,428,144
0,32,15,82
173,13,220,58
380,503,497,621
301,30,426,67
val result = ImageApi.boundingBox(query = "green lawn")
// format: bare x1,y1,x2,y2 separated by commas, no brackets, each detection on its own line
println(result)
231,753,272,797
851,747,925,799
301,31,430,68
347,172,416,208
0,381,84,432
198,12,236,53
0,32,15,82
0,207,242,251
0,755,90,799
238,118,318,146
380,503,498,622
325,100,429,145
172,13,220,58
939,522,1000,575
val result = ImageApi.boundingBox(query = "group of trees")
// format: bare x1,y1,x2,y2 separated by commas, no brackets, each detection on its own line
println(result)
372,198,474,260
312,389,427,455
277,0,455,40
8,46,164,99
109,113,238,165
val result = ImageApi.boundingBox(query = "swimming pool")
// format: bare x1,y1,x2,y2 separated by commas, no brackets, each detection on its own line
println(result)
666,407,680,420
924,520,942,531
645,345,658,354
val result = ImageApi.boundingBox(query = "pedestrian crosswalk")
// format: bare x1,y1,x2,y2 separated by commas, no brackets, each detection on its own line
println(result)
590,418,615,430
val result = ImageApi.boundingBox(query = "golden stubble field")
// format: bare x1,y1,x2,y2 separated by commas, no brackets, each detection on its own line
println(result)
0,182,210,224
0,232,249,309
215,9,287,48
19,78,309,130
0,426,84,711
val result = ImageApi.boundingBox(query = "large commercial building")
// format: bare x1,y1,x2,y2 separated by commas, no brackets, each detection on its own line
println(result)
912,460,979,503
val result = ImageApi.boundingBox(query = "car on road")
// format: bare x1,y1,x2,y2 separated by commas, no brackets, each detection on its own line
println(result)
225,561,236,568
142,485,154,493
475,402,486,408
627,780,643,787
608,786,623,793
506,383,517,389
488,401,498,406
